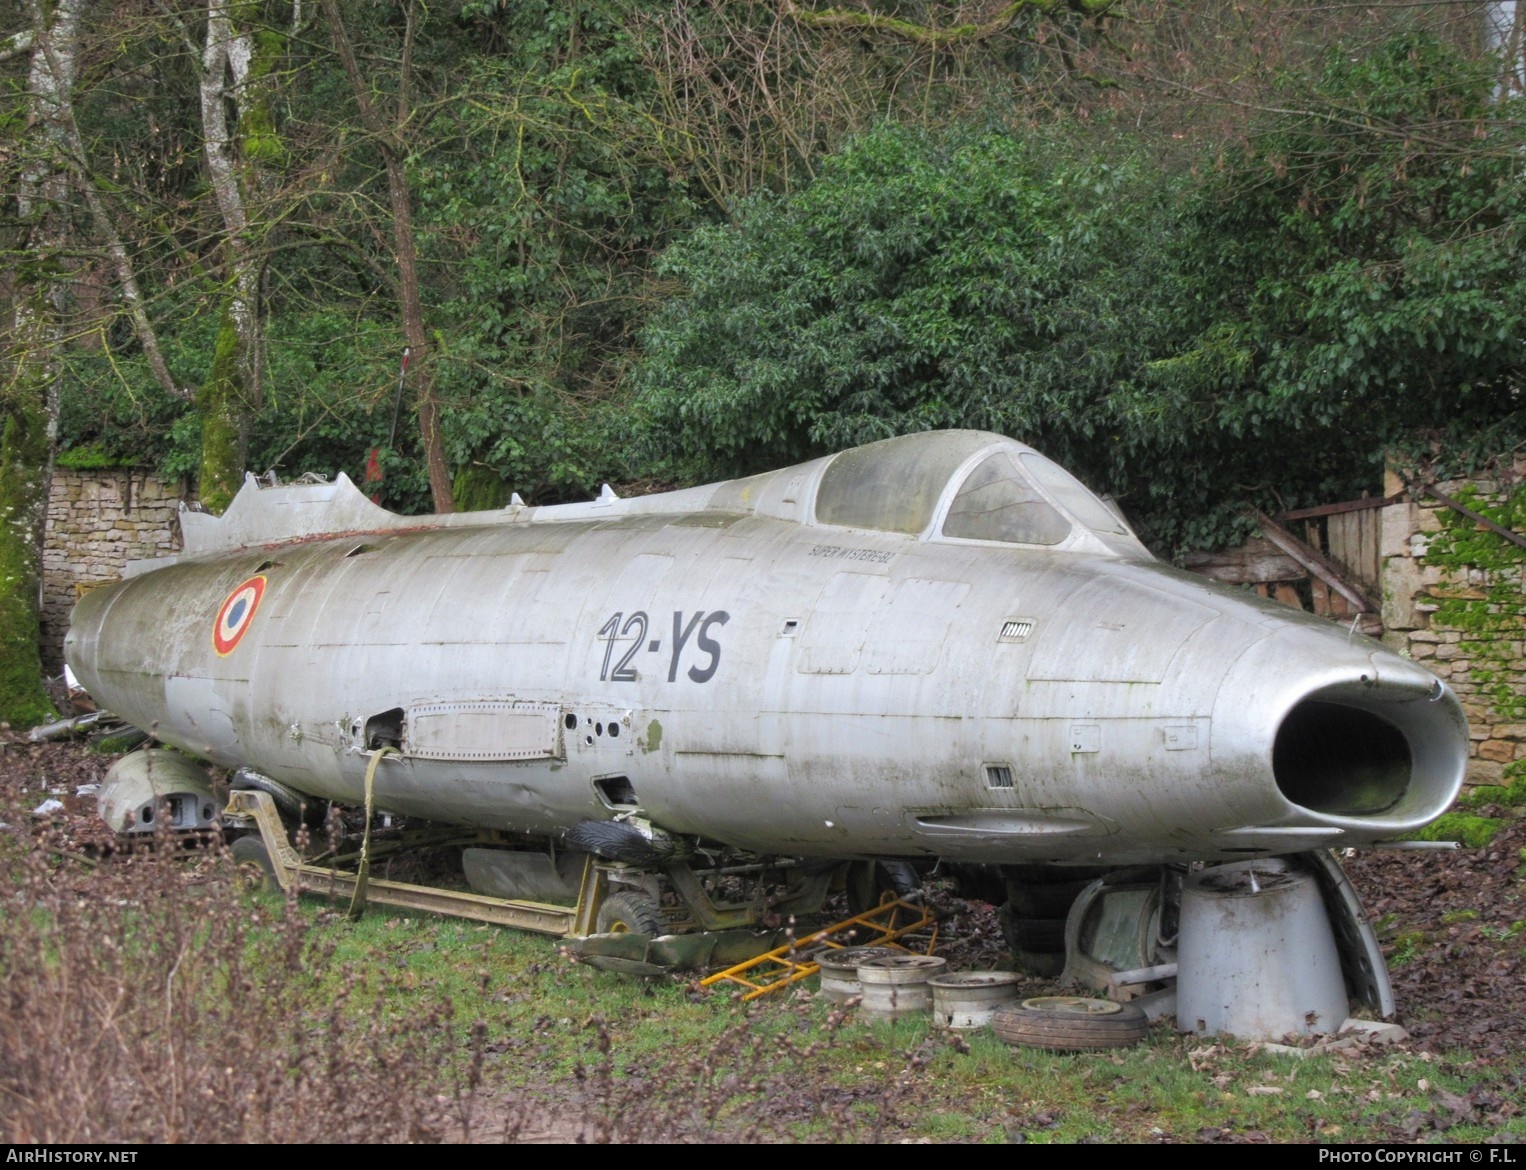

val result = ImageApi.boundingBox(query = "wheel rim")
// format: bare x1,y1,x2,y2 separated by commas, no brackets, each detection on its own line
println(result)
1021,996,1123,1016
234,860,268,892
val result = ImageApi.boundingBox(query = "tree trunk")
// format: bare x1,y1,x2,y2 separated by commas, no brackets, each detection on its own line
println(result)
195,0,266,511
0,292,60,727
0,0,87,725
321,0,454,513
197,310,248,516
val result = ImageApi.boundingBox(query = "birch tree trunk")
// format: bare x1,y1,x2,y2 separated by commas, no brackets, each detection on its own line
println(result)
196,0,265,513
0,0,86,725
1484,2,1524,98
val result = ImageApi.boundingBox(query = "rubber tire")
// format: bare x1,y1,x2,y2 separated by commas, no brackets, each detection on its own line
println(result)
1006,914,1068,954
1002,865,1111,918
998,904,1069,977
596,891,665,936
990,996,1149,1052
231,769,324,828
566,819,687,866
846,859,922,916
231,834,278,894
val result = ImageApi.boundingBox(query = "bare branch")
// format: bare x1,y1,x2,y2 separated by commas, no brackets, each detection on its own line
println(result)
0,26,35,62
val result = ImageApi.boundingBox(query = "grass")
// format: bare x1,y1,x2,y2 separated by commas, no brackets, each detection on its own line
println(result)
2,810,1524,1143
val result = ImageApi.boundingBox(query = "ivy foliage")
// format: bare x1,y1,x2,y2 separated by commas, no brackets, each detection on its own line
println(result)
1158,31,1525,483
417,1,705,502
631,32,1525,554
630,122,1198,541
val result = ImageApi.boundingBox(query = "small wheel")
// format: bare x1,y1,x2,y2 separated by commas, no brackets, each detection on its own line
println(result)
231,834,278,894
595,891,665,936
991,996,1148,1052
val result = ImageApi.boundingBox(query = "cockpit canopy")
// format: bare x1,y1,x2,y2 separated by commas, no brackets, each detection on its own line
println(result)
812,430,1142,553
170,428,1147,565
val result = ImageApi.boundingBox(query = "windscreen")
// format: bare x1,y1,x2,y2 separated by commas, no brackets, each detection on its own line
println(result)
942,453,1071,545
1018,452,1130,536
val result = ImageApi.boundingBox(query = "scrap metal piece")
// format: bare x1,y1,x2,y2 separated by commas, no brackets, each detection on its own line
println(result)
98,749,220,835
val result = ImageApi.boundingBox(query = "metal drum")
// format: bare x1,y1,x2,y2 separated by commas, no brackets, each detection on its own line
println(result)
1176,860,1349,1040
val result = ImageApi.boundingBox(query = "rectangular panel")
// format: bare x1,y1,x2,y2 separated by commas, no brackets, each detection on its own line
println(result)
406,701,562,761
863,578,971,675
796,572,891,674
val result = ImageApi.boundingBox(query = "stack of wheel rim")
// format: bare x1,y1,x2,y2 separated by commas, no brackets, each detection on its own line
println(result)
990,996,1148,1052
815,946,903,1004
856,955,947,1022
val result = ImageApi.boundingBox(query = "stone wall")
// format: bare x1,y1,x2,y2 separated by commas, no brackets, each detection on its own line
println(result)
1379,459,1526,787
41,470,188,673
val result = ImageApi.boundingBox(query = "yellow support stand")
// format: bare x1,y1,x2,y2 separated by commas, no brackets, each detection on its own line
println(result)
700,895,937,1001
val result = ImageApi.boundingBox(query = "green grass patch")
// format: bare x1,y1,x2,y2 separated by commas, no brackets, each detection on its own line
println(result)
6,815,1526,1143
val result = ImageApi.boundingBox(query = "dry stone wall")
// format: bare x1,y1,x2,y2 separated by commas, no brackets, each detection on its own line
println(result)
1379,459,1526,787
41,470,188,673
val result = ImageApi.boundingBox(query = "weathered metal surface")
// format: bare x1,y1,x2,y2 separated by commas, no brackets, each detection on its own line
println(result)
928,971,1023,1029
1176,859,1351,1040
98,750,219,834
69,430,1468,874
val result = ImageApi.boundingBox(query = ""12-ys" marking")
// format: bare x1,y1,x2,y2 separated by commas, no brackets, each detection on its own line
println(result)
597,610,730,683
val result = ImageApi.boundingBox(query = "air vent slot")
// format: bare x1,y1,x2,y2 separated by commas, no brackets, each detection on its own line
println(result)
594,775,638,808
985,765,1014,789
999,619,1035,642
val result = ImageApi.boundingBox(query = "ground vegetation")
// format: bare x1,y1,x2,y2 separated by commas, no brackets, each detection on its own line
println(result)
1,733,1522,1143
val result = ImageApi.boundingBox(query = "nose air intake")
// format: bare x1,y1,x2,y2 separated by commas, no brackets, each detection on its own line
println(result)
1273,700,1411,816
1269,672,1466,833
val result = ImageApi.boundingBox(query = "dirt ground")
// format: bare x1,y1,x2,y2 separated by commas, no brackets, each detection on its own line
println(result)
3,730,1523,1063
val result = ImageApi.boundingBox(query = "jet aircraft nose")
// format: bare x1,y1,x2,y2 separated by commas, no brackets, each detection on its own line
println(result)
1210,625,1468,850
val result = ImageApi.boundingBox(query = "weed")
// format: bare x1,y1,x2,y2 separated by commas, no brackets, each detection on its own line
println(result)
4,772,1526,1143
1389,931,1428,967
1410,812,1506,849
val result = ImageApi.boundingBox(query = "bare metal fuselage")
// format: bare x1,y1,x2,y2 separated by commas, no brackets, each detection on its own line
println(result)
66,431,1467,868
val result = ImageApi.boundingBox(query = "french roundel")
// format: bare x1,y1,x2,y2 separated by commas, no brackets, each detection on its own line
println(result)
213,575,267,656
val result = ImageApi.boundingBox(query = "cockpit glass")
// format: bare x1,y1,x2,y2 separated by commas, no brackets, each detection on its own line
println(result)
1018,452,1129,536
815,431,996,534
942,453,1072,545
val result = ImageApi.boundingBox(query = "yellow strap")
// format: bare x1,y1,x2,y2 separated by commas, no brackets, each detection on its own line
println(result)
348,746,398,920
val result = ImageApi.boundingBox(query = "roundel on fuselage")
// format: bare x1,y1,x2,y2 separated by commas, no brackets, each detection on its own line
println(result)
213,575,267,656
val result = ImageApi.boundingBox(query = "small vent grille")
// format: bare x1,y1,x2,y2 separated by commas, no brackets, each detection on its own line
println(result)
999,619,1035,642
985,765,1014,789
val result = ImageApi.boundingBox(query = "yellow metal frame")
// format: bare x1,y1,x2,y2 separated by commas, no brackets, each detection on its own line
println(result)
225,789,586,935
227,789,934,988
699,894,937,1001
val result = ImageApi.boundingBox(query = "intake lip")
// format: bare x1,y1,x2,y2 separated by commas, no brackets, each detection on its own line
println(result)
1270,670,1467,836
